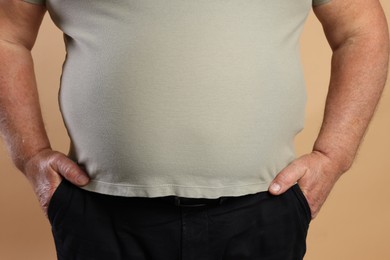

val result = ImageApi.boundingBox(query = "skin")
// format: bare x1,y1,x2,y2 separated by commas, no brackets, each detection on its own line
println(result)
0,0,389,221
0,1,90,217
269,0,389,219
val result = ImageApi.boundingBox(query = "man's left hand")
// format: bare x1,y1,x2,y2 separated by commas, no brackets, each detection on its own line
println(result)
268,151,344,219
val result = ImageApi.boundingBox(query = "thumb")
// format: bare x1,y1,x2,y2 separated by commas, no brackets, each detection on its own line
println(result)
268,161,304,195
51,153,90,186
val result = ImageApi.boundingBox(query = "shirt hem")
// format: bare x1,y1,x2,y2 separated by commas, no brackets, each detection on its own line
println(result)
79,179,273,199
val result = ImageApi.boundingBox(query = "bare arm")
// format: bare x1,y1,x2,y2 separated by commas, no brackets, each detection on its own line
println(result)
312,0,389,172
0,0,89,217
0,1,48,171
269,0,389,219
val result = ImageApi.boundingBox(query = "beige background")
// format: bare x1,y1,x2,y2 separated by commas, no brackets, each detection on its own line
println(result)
1,2,389,259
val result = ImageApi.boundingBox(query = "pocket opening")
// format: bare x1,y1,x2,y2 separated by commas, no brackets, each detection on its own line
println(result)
292,183,312,223
47,179,73,225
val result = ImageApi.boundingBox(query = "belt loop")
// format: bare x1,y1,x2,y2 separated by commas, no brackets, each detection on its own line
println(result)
174,196,180,206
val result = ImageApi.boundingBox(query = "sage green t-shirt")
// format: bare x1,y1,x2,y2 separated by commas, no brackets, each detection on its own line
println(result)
23,0,331,198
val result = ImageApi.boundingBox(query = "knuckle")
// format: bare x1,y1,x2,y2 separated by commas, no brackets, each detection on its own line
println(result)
51,157,76,180
277,172,294,186
49,152,64,164
62,168,78,181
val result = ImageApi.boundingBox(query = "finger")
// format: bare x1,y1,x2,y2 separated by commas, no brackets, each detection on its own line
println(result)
50,153,90,186
268,161,306,195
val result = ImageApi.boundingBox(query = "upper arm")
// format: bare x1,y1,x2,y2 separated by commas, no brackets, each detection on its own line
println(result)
313,0,389,51
0,0,46,50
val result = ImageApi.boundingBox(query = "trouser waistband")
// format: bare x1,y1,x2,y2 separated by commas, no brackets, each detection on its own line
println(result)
156,195,228,207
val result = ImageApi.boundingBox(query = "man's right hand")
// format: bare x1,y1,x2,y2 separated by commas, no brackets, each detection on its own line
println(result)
1,3,90,218
22,148,90,218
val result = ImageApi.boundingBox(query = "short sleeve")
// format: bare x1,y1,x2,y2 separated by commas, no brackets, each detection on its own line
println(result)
22,0,45,5
312,0,332,6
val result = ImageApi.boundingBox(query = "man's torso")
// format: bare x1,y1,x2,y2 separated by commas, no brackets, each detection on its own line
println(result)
25,0,326,198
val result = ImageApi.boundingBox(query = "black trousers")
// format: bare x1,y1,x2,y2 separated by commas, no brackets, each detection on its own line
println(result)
48,179,312,260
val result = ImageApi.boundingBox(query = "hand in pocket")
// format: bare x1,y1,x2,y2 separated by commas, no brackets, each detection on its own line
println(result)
22,148,90,217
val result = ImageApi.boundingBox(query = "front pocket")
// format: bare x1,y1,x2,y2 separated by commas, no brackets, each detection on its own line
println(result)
47,179,73,225
291,183,312,224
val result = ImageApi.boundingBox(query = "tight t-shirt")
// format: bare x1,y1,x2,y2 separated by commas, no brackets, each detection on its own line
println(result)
23,0,331,198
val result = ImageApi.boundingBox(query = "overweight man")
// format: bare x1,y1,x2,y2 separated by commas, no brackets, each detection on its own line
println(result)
0,0,389,259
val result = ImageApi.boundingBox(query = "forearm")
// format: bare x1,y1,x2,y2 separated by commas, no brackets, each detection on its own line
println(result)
0,40,51,172
313,28,389,174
